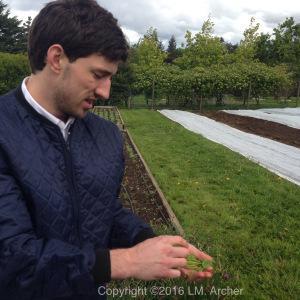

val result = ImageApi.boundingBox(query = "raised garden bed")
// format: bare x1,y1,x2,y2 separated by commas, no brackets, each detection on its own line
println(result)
202,110,300,148
92,106,183,234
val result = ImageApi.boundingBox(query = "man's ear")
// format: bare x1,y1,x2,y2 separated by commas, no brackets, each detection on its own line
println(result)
45,44,68,74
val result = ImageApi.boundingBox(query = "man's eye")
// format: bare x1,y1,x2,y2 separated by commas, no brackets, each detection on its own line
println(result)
93,73,104,79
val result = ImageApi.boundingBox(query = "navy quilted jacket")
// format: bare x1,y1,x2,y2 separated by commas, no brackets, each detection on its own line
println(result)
0,86,155,300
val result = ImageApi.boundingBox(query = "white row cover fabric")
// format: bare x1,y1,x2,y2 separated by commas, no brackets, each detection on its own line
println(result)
222,107,300,129
159,110,300,186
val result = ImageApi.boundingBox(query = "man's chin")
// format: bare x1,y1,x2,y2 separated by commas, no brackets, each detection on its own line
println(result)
77,110,88,119
65,109,87,120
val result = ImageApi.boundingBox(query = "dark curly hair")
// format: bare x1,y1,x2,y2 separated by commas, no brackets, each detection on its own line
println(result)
28,0,128,73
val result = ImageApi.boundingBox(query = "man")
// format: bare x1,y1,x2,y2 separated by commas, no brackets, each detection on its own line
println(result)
0,0,213,299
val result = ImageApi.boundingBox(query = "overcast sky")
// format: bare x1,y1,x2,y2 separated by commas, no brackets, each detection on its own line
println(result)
7,0,300,47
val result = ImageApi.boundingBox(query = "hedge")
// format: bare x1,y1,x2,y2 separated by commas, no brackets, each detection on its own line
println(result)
0,52,30,95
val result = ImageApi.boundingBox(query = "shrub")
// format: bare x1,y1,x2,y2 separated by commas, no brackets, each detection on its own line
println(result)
0,52,30,95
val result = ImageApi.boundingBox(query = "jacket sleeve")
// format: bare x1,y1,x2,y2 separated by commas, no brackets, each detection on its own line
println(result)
108,198,156,249
0,148,99,299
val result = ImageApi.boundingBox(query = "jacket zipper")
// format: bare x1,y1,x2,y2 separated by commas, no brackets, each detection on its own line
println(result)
60,127,82,247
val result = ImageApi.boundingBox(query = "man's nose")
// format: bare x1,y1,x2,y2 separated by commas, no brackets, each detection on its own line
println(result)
95,78,111,100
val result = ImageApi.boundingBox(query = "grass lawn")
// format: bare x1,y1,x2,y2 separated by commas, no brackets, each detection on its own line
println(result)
118,109,300,299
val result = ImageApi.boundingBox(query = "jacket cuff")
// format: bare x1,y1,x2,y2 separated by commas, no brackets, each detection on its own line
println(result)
133,228,156,245
91,249,111,284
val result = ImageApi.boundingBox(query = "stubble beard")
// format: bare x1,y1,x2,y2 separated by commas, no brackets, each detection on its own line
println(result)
54,70,82,121
52,84,75,122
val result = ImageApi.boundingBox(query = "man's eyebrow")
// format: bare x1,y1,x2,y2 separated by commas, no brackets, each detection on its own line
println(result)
93,68,115,76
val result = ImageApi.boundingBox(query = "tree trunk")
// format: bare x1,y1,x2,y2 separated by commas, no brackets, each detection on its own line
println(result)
248,82,251,102
145,92,149,106
216,93,223,106
151,77,155,110
297,80,300,107
199,94,203,112
128,89,132,109
243,91,246,106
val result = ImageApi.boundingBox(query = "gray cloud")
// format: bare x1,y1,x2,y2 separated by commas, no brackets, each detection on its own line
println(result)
209,0,242,19
261,11,300,28
7,0,300,45
99,1,197,44
8,0,44,11
99,0,158,34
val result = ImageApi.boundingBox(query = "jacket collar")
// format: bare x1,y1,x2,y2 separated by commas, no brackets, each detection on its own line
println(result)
14,84,79,132
14,84,57,128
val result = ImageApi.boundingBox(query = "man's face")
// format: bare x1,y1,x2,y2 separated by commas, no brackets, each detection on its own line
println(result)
54,54,119,120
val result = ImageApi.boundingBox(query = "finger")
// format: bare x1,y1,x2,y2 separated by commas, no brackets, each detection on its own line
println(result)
181,269,200,282
161,235,189,248
203,271,213,277
196,268,213,276
170,245,190,258
163,268,181,279
194,271,214,279
188,244,213,260
174,257,188,268
165,257,187,269
158,235,189,248
180,268,189,278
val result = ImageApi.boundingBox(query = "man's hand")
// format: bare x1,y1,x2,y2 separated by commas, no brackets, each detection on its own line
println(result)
111,235,189,280
110,235,213,281
180,243,213,281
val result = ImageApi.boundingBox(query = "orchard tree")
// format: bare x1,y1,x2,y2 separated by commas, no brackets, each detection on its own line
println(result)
175,17,227,69
143,27,164,51
131,28,167,108
271,64,293,100
109,59,135,107
254,33,275,65
235,17,260,62
126,16,296,108
273,17,300,101
273,17,299,63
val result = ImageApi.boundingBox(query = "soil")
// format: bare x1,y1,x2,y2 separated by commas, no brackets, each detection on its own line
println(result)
201,110,300,149
120,132,172,227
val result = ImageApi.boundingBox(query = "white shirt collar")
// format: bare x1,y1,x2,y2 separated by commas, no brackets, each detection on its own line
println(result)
21,77,75,140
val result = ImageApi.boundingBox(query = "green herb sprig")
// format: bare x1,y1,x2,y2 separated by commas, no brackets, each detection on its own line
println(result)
186,254,213,271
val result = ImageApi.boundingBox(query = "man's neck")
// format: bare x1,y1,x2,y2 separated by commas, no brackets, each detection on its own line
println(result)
26,73,68,122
